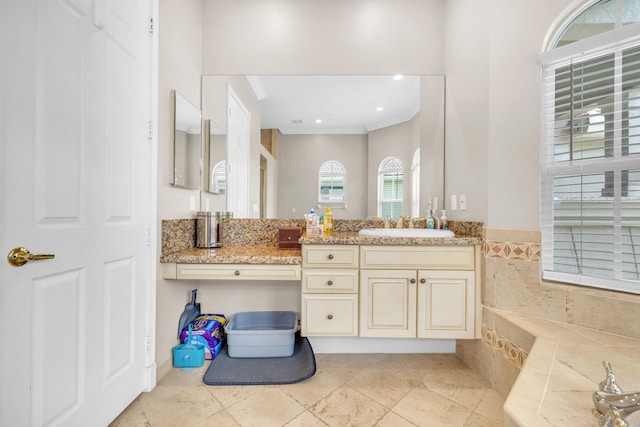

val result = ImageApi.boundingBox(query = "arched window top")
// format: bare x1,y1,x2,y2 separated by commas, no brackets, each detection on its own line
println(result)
318,160,346,204
379,156,403,173
550,0,640,49
319,160,346,176
214,160,226,174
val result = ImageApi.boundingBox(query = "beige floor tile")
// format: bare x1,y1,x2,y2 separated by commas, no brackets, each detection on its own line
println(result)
138,384,224,427
376,411,417,426
310,385,387,426
193,408,240,427
111,354,506,427
422,367,491,409
225,387,305,427
346,366,412,409
473,388,504,423
283,410,328,426
109,397,150,427
392,388,472,427
280,370,344,408
205,385,263,409
463,412,503,427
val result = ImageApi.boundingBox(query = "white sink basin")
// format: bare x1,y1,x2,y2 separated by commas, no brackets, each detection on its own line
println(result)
358,228,455,238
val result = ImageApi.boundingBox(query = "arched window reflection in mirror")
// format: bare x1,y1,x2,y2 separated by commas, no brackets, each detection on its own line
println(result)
411,149,420,217
378,156,404,220
212,160,226,194
318,160,346,204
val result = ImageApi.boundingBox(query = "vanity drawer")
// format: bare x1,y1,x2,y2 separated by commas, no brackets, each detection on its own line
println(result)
360,245,475,270
302,245,359,268
302,269,358,293
171,263,301,280
301,294,358,336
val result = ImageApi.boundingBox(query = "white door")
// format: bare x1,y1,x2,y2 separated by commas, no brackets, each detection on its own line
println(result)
0,1,155,426
226,86,251,218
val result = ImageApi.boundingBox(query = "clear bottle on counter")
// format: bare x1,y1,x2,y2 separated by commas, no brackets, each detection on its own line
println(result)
426,210,435,229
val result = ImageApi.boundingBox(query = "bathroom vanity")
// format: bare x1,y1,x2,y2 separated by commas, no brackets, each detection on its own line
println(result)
300,241,480,340
160,218,483,341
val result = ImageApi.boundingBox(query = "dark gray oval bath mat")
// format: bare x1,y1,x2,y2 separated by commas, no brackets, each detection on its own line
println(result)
202,333,316,386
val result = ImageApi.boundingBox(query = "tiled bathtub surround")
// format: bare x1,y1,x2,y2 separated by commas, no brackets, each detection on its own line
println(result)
480,227,640,340
457,226,640,425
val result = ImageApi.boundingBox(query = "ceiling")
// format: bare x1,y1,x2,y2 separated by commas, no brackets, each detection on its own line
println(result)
247,75,421,135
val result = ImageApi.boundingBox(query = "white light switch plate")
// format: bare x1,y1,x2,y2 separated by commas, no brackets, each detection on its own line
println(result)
451,194,457,210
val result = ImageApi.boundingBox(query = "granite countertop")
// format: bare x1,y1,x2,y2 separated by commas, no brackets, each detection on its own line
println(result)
160,232,483,265
159,246,302,264
300,231,483,246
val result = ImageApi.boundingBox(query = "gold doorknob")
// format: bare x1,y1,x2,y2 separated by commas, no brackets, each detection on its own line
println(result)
7,247,55,267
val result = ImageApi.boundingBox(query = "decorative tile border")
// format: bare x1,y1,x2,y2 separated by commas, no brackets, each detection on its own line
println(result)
482,325,528,369
483,240,540,262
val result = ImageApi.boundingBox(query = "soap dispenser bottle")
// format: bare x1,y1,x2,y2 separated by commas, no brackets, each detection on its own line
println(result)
440,210,448,230
426,210,435,229
323,207,334,236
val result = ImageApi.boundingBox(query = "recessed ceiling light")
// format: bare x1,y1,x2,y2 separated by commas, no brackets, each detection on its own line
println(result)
376,106,384,112
393,75,403,81
315,119,322,124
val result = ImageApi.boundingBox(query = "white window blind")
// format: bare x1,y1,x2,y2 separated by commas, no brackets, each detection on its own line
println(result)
411,149,420,217
378,157,404,219
541,39,640,294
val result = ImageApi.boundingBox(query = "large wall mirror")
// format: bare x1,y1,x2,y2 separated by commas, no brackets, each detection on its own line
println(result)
172,90,202,190
200,75,445,219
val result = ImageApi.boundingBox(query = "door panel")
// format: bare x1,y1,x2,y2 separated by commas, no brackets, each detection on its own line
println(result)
359,269,416,338
417,270,475,339
0,0,154,425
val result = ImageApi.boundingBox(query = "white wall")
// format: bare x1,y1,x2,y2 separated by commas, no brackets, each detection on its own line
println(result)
202,0,445,75
277,134,368,219
444,0,577,228
156,0,203,376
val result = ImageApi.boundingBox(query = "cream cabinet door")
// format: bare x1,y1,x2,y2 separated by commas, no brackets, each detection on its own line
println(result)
360,269,417,338
417,270,475,339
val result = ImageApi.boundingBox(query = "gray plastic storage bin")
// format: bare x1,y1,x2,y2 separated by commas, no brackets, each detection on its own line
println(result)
224,311,298,358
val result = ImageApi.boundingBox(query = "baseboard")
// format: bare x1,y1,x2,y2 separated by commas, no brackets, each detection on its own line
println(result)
143,362,157,392
307,337,456,353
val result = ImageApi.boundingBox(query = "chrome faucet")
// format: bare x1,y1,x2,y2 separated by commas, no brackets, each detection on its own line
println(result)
592,361,640,425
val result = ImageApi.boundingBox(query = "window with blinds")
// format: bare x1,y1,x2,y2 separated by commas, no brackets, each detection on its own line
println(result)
378,156,404,219
541,0,640,293
411,149,420,217
318,160,346,203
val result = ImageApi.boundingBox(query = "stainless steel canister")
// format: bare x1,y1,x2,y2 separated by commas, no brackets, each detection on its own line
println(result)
196,211,232,248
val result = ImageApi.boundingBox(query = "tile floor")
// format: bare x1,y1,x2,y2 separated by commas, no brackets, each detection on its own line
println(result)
110,353,504,427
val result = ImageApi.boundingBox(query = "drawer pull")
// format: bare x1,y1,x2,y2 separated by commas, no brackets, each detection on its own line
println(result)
234,270,240,276
410,278,416,283
327,280,333,286
420,278,426,283
327,254,334,260
327,314,333,320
